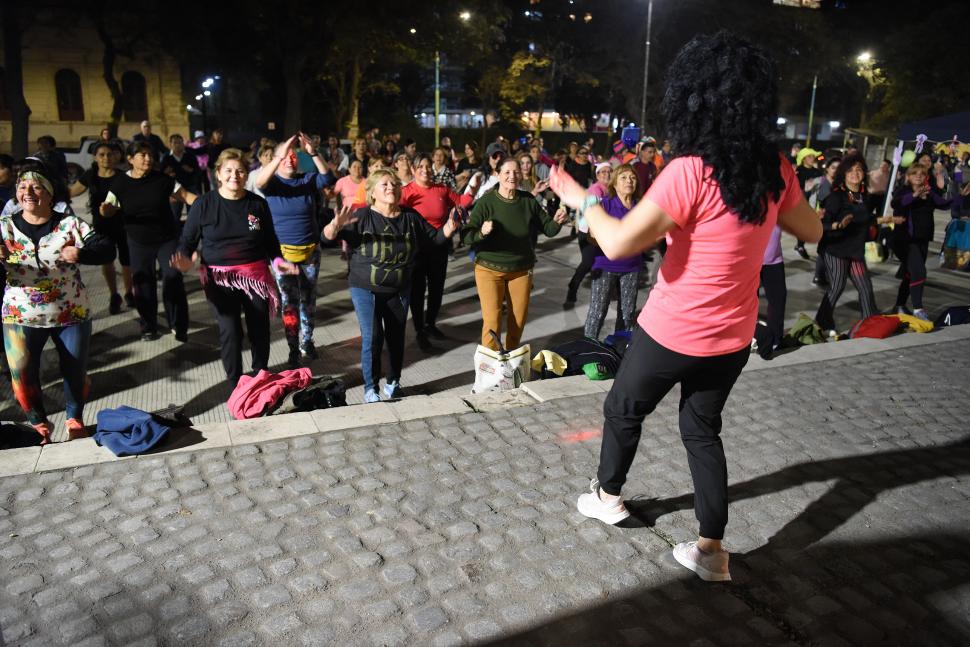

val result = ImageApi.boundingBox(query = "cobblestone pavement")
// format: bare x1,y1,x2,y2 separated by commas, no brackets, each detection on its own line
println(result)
1,339,968,646
1,200,968,440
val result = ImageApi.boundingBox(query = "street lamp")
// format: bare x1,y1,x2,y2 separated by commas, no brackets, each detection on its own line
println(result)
459,11,471,21
639,0,654,131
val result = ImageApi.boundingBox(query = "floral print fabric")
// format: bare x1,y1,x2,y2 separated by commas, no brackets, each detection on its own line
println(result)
1,214,93,327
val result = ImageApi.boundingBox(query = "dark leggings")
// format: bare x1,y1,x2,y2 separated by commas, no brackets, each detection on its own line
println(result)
893,238,929,310
598,327,749,539
755,262,787,356
410,245,450,332
567,233,600,298
127,237,188,335
204,278,271,385
815,255,877,330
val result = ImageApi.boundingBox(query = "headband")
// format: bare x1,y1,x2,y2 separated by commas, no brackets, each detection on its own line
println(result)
18,171,54,197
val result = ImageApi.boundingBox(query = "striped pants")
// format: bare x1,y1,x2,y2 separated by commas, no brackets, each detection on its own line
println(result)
815,255,877,330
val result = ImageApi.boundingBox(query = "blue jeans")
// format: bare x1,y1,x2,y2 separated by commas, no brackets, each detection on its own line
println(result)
4,321,92,424
350,287,410,392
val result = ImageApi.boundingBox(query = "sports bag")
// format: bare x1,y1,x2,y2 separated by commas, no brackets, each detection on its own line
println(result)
934,305,970,327
549,338,622,380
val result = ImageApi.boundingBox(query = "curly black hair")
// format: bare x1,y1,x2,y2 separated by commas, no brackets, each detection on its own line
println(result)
830,151,868,193
661,31,784,225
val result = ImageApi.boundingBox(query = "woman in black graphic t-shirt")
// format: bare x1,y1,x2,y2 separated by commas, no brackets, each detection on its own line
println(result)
323,169,456,404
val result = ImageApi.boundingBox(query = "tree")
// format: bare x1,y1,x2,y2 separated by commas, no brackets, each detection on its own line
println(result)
1,1,31,157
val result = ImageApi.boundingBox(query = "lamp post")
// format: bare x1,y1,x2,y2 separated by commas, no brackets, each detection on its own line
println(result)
639,0,654,130
856,51,878,128
435,50,441,147
805,74,817,147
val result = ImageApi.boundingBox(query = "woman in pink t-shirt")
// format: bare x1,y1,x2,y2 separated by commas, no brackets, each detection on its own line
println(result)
549,32,822,583
334,159,365,210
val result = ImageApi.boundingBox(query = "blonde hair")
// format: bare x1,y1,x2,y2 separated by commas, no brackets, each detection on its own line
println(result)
215,147,249,173
365,169,401,206
608,163,642,199
905,163,929,179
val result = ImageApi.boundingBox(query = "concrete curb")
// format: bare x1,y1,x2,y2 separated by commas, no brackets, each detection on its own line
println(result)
2,323,969,477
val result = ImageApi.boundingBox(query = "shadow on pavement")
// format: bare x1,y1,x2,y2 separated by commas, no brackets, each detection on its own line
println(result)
487,438,970,646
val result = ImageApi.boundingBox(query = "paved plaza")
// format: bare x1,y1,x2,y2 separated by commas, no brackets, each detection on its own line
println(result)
0,203,969,645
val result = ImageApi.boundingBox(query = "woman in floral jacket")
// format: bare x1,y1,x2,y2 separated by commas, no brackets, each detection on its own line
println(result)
0,166,115,443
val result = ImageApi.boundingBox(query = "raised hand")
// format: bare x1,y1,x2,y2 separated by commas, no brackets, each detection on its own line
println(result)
298,132,316,155
169,251,193,272
548,164,587,210
273,135,298,160
532,179,550,196
333,203,356,229
481,220,494,237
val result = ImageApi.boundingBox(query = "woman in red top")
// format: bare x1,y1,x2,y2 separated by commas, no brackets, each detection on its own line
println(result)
550,31,821,583
400,153,478,350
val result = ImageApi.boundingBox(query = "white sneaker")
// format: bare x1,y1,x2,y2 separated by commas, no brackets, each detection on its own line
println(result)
576,478,630,525
673,541,731,582
913,308,930,321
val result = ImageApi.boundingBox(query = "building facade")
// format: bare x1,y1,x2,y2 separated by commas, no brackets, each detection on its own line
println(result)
0,20,188,155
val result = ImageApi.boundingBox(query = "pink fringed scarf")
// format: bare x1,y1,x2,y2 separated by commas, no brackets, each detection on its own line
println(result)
199,260,281,316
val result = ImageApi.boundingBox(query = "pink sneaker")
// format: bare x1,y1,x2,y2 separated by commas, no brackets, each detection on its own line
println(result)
66,418,88,441
673,541,731,582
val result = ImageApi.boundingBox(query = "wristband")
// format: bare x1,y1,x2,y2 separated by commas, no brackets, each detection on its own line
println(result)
579,194,599,217
310,152,319,158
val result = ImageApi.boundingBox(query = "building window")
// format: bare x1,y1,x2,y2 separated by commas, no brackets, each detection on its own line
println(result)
0,67,11,121
55,69,85,121
121,71,148,122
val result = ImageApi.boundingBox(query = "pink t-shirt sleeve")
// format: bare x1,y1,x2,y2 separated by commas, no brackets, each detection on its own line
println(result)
776,159,802,214
643,157,699,228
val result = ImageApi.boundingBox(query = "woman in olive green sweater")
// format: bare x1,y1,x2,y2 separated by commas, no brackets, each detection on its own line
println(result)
462,157,569,350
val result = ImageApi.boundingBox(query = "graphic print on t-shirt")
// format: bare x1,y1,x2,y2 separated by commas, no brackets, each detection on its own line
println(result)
247,213,260,231
369,221,413,287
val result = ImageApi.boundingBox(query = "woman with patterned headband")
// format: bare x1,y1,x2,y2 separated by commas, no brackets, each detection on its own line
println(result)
0,165,116,444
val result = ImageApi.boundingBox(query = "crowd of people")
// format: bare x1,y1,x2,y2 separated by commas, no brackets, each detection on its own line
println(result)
1,28,968,583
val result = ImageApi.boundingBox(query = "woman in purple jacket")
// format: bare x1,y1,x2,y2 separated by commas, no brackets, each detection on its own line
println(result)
584,164,643,339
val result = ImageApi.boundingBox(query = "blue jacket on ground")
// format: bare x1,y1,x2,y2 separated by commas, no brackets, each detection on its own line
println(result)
93,406,171,456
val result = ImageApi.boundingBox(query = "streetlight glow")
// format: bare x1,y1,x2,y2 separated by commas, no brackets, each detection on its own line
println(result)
195,94,203,101
459,10,471,21
828,120,841,129
857,51,871,64
203,90,211,97
409,27,416,34
777,117,787,125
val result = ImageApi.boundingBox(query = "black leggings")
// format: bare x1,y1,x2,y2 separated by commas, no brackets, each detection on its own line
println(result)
410,245,450,332
127,237,188,335
567,233,600,298
598,327,749,539
204,278,271,385
815,255,877,331
755,262,787,356
893,238,929,310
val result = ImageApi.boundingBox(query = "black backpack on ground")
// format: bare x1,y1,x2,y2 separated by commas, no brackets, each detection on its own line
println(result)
549,338,622,379
271,376,347,415
935,306,970,328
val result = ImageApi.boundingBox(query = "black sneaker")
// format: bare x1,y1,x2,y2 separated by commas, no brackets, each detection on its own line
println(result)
424,324,446,340
416,331,432,352
563,293,577,309
124,292,136,308
109,293,123,315
811,276,829,288
141,331,160,341
174,331,188,343
287,349,301,369
300,345,318,361
795,245,810,260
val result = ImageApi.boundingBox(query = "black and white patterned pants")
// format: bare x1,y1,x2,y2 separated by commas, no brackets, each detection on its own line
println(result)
584,270,640,340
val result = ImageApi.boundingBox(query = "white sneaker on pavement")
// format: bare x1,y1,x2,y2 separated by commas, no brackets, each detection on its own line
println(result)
673,541,731,582
576,478,630,525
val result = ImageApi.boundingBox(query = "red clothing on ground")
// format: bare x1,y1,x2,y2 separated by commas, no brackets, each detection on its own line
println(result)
228,368,312,419
400,183,474,228
637,156,801,357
